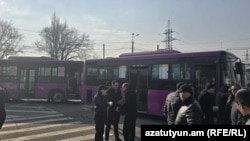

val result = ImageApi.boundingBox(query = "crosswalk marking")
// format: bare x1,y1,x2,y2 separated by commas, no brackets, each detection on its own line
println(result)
3,103,141,141
5,113,64,122
0,121,81,135
59,133,114,141
3,117,72,128
6,109,58,114
1,125,95,141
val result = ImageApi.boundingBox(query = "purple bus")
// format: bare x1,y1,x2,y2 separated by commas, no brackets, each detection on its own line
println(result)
0,56,83,103
81,50,245,117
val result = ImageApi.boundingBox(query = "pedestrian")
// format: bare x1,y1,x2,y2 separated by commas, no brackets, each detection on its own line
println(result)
198,82,217,124
234,89,250,125
0,86,6,129
121,83,137,141
215,84,230,124
94,85,109,141
225,84,241,124
175,84,203,125
105,80,122,141
163,82,184,125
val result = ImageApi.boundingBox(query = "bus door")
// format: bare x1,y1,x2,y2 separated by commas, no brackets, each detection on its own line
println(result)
19,68,36,98
194,65,216,98
129,66,149,113
66,69,81,99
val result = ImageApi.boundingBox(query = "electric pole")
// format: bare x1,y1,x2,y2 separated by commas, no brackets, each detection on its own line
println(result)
132,33,139,53
103,44,105,58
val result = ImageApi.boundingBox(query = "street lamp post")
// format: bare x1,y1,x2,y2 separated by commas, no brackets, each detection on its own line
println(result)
132,33,139,53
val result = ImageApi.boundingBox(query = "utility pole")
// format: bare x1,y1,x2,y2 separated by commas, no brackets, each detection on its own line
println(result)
246,49,249,65
132,33,139,53
157,44,159,50
103,44,105,58
162,20,177,50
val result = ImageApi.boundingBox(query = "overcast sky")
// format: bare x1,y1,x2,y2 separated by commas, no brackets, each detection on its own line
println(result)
1,0,250,61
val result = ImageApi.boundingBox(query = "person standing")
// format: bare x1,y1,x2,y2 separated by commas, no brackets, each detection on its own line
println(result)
225,84,241,124
105,80,122,141
234,89,250,125
163,82,184,125
94,85,109,141
175,84,203,125
0,86,6,129
215,84,230,124
121,83,137,141
198,82,217,124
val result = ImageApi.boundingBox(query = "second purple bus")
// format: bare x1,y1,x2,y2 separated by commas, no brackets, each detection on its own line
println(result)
81,50,245,117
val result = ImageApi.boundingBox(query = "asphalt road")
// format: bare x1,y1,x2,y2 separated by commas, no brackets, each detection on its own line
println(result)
1,99,166,141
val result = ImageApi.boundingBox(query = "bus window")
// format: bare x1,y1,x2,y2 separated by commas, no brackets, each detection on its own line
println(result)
119,65,127,79
195,65,216,93
99,68,107,79
152,64,169,80
107,67,119,79
171,64,190,80
1,66,18,81
51,67,58,76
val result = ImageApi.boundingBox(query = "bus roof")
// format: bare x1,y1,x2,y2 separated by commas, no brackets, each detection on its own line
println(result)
87,50,239,63
8,56,58,61
119,49,181,57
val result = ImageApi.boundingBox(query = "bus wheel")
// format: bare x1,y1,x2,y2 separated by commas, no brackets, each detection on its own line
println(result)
52,91,64,103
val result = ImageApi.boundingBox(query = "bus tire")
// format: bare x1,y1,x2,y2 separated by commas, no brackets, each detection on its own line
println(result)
51,91,64,103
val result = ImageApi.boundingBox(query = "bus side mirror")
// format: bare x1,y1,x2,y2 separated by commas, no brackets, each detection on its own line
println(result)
235,62,243,74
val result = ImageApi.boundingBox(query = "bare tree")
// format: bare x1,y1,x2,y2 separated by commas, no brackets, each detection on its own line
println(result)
35,13,93,61
0,20,23,59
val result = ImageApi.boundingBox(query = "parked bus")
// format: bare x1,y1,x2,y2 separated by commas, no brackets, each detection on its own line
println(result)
0,56,83,103
81,50,244,117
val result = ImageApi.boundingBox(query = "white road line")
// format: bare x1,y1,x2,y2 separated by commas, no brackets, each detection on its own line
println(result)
1,125,95,141
5,114,64,122
59,133,114,141
2,117,72,128
6,109,59,114
0,121,82,135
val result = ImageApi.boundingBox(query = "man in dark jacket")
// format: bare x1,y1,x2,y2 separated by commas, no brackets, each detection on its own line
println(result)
198,82,217,124
215,84,230,124
234,89,250,125
175,84,203,125
164,82,184,125
105,80,122,141
122,83,137,141
94,85,108,141
0,86,6,129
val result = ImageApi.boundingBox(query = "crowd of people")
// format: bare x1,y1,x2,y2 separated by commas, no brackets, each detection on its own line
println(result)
94,80,137,141
94,79,250,140
164,82,250,125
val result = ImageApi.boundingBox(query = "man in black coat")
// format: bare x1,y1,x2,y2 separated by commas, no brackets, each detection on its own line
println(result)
121,83,137,141
94,85,109,141
105,80,122,141
175,84,203,125
198,82,217,124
